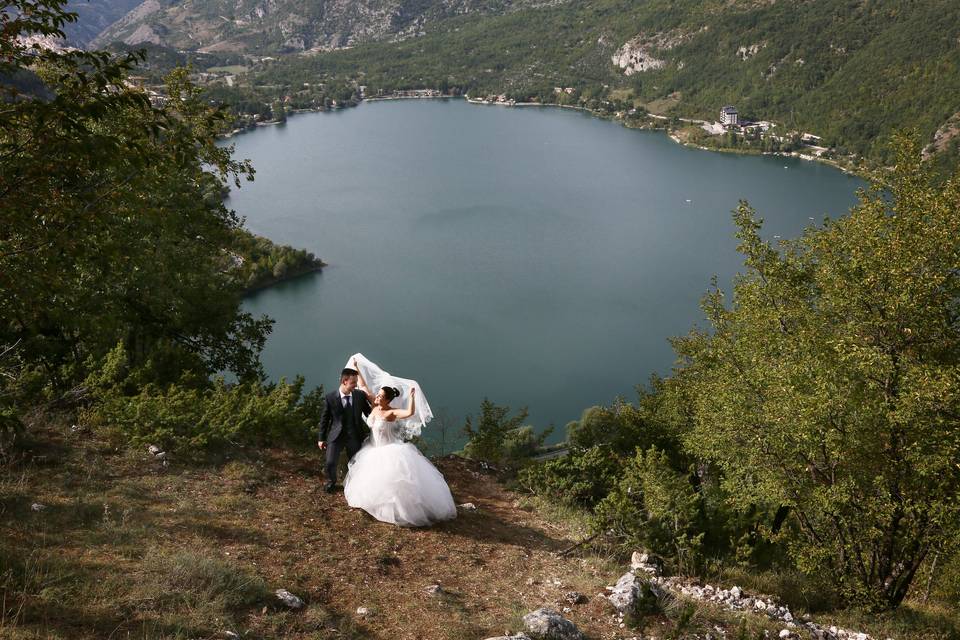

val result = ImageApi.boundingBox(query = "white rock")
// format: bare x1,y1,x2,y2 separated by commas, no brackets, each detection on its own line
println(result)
522,607,586,640
730,586,742,599
274,589,303,609
629,550,661,576
458,502,477,511
147,444,161,455
426,584,444,596
779,630,792,639
356,606,370,616
30,503,46,512
607,572,640,613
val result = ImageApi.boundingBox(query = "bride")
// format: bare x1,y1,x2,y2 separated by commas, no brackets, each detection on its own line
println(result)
343,354,457,527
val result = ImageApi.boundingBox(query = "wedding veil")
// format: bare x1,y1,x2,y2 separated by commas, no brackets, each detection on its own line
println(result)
345,353,434,439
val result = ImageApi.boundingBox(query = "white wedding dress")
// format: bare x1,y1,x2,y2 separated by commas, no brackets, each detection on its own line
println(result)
343,412,457,527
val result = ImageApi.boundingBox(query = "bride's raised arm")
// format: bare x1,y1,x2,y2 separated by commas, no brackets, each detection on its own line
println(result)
352,358,375,404
390,387,416,420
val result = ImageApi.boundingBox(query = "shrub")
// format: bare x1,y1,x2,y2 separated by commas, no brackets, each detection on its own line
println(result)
518,445,622,508
90,378,323,452
567,402,646,453
672,138,960,609
594,447,705,575
0,346,45,454
461,398,551,472
81,342,323,452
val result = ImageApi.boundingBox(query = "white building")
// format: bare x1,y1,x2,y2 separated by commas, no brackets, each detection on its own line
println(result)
720,105,739,127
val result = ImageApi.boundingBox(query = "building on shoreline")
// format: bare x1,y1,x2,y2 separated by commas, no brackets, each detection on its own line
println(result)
720,105,739,128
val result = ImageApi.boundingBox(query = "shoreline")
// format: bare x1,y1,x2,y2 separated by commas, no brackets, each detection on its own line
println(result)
242,262,325,296
217,92,868,177
364,95,457,102
666,132,868,177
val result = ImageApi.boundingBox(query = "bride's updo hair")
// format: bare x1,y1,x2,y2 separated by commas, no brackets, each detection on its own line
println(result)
380,386,401,402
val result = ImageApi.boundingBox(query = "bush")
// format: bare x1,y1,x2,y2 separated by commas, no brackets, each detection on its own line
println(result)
518,445,622,509
594,447,705,575
567,403,644,452
87,378,322,453
80,341,324,453
0,344,44,455
521,383,693,515
461,398,551,472
929,549,960,605
672,138,960,609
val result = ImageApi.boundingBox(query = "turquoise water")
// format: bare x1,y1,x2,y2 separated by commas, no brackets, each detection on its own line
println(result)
225,99,865,443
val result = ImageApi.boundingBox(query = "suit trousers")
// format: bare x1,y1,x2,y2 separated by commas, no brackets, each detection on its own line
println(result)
325,433,362,485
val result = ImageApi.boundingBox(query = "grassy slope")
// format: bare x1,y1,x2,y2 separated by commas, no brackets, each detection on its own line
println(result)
1,419,956,639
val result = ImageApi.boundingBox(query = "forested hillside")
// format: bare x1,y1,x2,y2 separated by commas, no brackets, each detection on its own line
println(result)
263,0,960,163
77,0,960,165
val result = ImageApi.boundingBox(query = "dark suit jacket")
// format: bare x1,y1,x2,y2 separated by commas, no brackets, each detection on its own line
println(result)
319,389,372,443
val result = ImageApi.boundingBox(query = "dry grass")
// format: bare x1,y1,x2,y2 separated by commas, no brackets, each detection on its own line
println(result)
642,91,683,116
0,421,632,639
2,421,957,639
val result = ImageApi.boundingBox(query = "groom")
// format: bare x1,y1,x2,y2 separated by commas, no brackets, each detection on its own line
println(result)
318,367,372,493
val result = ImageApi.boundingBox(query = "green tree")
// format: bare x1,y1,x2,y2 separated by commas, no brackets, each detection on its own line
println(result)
461,398,550,471
1,0,268,397
672,137,960,609
594,447,705,575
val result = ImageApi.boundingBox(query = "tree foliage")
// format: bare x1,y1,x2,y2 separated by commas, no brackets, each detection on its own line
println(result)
231,230,324,291
1,0,269,402
0,0,326,455
461,398,550,472
672,136,960,609
522,137,960,610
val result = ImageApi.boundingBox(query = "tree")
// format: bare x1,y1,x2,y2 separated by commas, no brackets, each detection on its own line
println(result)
672,137,960,609
1,0,269,394
594,447,705,575
461,398,549,471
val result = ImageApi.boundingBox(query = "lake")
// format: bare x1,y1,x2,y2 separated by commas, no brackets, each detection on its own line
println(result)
226,99,865,445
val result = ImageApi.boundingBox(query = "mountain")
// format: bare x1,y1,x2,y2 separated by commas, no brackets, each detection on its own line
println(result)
266,0,960,163
85,0,960,165
61,0,144,47
89,0,539,53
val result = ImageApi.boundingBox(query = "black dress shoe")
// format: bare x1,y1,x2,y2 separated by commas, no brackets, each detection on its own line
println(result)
324,483,336,494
